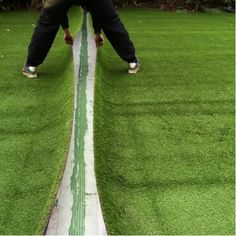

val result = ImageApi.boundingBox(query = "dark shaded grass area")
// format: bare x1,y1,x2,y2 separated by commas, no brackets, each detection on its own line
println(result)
94,9,235,234
0,8,81,234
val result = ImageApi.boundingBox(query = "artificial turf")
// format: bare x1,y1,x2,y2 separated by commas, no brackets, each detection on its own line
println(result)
0,8,81,234
94,9,235,234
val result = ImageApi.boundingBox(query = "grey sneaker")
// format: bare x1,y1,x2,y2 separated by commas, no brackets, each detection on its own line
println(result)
128,61,140,74
22,65,37,78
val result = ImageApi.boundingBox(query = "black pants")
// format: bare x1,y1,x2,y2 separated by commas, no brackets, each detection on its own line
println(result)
101,19,136,63
27,21,60,67
26,1,137,67
87,0,136,63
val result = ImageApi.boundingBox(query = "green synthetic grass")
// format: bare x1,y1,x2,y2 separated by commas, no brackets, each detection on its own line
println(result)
94,9,235,235
0,8,81,234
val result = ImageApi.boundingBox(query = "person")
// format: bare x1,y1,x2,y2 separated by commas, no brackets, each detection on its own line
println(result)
22,0,140,78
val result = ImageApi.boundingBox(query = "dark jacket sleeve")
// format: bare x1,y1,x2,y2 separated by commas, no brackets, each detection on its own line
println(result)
61,14,69,29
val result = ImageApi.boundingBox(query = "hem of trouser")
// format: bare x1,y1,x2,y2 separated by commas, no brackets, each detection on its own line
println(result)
26,62,39,67
127,56,138,63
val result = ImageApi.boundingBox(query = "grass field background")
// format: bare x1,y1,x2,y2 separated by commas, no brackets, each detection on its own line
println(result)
0,8,81,234
94,9,235,234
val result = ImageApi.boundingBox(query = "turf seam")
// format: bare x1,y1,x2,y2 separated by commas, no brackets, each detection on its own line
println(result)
46,11,107,235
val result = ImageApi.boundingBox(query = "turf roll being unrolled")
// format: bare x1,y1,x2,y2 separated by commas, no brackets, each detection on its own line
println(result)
94,9,235,235
0,7,81,234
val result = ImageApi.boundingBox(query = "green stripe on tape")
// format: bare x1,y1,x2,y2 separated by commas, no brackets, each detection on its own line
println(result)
69,11,88,235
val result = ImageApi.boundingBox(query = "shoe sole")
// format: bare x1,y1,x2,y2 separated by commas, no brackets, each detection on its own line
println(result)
128,66,140,74
22,71,37,79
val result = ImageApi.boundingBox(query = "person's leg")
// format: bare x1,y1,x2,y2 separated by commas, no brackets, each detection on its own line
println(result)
89,0,138,63
102,18,137,63
26,11,60,67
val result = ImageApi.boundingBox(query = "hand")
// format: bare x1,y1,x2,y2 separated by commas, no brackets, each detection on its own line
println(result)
64,34,73,45
95,33,104,47
64,29,73,45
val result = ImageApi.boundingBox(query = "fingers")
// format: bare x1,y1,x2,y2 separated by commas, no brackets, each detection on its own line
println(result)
95,34,104,47
96,41,104,47
66,39,73,45
65,35,73,45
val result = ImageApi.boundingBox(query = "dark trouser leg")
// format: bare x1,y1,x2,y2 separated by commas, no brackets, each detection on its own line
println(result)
26,18,60,67
102,17,137,63
87,0,137,63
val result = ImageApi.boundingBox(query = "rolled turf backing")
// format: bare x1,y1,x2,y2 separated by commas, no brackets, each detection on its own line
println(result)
0,7,81,234
94,9,235,235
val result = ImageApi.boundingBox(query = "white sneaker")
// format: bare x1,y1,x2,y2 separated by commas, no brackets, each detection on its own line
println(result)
128,61,140,74
22,65,37,78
